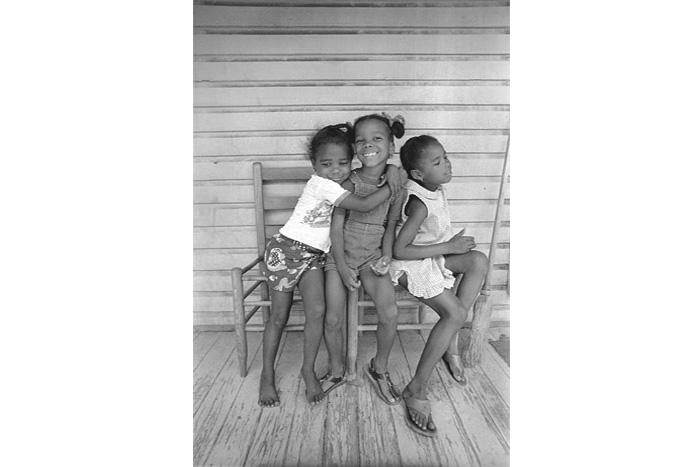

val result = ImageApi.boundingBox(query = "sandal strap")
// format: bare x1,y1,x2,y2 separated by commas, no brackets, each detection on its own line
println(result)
368,360,400,402
405,395,432,415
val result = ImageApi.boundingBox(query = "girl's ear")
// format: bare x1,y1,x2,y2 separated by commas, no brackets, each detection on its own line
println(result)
410,168,423,181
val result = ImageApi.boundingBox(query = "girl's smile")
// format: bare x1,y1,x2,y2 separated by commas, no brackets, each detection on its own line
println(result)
354,119,393,170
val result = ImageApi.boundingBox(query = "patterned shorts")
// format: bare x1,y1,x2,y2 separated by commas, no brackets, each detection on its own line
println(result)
261,234,326,292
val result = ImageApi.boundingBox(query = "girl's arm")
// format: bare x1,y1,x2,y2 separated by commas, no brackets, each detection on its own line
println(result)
331,182,360,289
336,183,391,212
393,195,475,260
370,187,405,275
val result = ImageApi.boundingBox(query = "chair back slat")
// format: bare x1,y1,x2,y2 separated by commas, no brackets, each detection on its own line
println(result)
262,166,313,181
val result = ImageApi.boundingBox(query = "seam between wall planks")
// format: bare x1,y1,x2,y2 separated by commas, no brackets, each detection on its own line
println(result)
194,1,510,7
194,79,510,87
194,129,509,138
194,53,510,62
195,27,510,35
194,104,510,113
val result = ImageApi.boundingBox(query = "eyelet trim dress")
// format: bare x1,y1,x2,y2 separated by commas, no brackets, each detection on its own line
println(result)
389,180,456,299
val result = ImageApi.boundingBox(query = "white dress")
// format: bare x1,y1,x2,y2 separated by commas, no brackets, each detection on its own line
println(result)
389,180,456,299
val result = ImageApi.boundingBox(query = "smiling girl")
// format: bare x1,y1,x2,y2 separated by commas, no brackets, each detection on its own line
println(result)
324,114,407,405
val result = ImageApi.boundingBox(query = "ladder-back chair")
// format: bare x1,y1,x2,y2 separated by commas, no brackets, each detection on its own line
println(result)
231,162,314,377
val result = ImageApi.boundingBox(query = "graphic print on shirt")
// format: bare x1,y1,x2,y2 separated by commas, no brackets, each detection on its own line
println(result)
301,202,332,228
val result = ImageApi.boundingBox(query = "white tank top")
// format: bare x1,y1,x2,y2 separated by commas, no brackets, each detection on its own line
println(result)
396,179,454,245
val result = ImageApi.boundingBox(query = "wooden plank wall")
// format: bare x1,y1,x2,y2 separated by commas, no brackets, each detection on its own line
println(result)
194,1,510,327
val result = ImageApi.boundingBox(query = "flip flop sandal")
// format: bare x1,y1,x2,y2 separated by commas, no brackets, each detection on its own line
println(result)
403,394,437,438
442,353,467,386
364,359,401,405
319,372,347,395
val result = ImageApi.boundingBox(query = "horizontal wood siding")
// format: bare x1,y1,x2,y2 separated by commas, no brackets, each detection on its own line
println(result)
194,1,510,326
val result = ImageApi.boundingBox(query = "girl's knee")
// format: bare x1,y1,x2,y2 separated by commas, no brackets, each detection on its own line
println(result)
446,303,469,325
324,310,343,332
377,304,399,326
305,303,325,321
467,250,489,275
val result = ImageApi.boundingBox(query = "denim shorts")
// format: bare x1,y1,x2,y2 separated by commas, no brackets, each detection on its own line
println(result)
325,221,385,272
261,234,326,292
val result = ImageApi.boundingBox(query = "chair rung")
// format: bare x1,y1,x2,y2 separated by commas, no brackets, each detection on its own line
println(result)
245,324,305,332
241,320,509,333
240,255,264,275
246,299,303,306
357,299,419,307
244,305,261,323
243,280,264,299
243,274,266,282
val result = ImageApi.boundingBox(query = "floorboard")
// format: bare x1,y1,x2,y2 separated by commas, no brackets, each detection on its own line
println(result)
195,332,270,466
458,365,510,454
246,332,309,466
480,333,510,404
321,382,359,466
194,331,221,370
193,329,509,467
284,336,332,466
194,332,239,416
355,332,403,467
376,331,443,467
399,330,482,466
486,327,510,377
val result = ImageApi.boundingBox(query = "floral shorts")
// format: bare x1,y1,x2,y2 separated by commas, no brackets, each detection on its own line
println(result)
261,234,326,292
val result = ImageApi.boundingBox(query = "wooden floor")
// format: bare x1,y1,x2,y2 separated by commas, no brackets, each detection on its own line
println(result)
194,327,509,467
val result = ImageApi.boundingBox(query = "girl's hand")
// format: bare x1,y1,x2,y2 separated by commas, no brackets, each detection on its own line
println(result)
370,255,391,276
447,229,476,254
338,264,360,290
384,165,408,195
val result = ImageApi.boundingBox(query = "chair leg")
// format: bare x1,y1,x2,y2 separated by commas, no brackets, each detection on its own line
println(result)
231,268,248,377
346,288,359,383
358,287,365,337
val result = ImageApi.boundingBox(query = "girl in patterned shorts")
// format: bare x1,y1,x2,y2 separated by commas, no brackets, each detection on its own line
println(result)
258,124,404,408
390,135,488,437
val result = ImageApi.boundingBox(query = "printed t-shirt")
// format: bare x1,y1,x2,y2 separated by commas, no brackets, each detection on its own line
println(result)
278,174,350,252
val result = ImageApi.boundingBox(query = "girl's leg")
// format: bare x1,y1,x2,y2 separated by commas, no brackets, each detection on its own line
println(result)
298,267,327,403
444,250,489,309
443,250,489,379
359,269,398,375
324,269,347,378
398,275,468,430
259,289,293,407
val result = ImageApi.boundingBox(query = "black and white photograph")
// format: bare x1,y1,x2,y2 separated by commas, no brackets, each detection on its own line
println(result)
193,2,510,465
5,1,700,466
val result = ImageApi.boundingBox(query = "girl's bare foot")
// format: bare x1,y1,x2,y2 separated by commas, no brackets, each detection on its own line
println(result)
301,370,326,404
258,373,280,408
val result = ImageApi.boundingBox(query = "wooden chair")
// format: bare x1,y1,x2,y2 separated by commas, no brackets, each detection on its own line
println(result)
230,162,314,377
